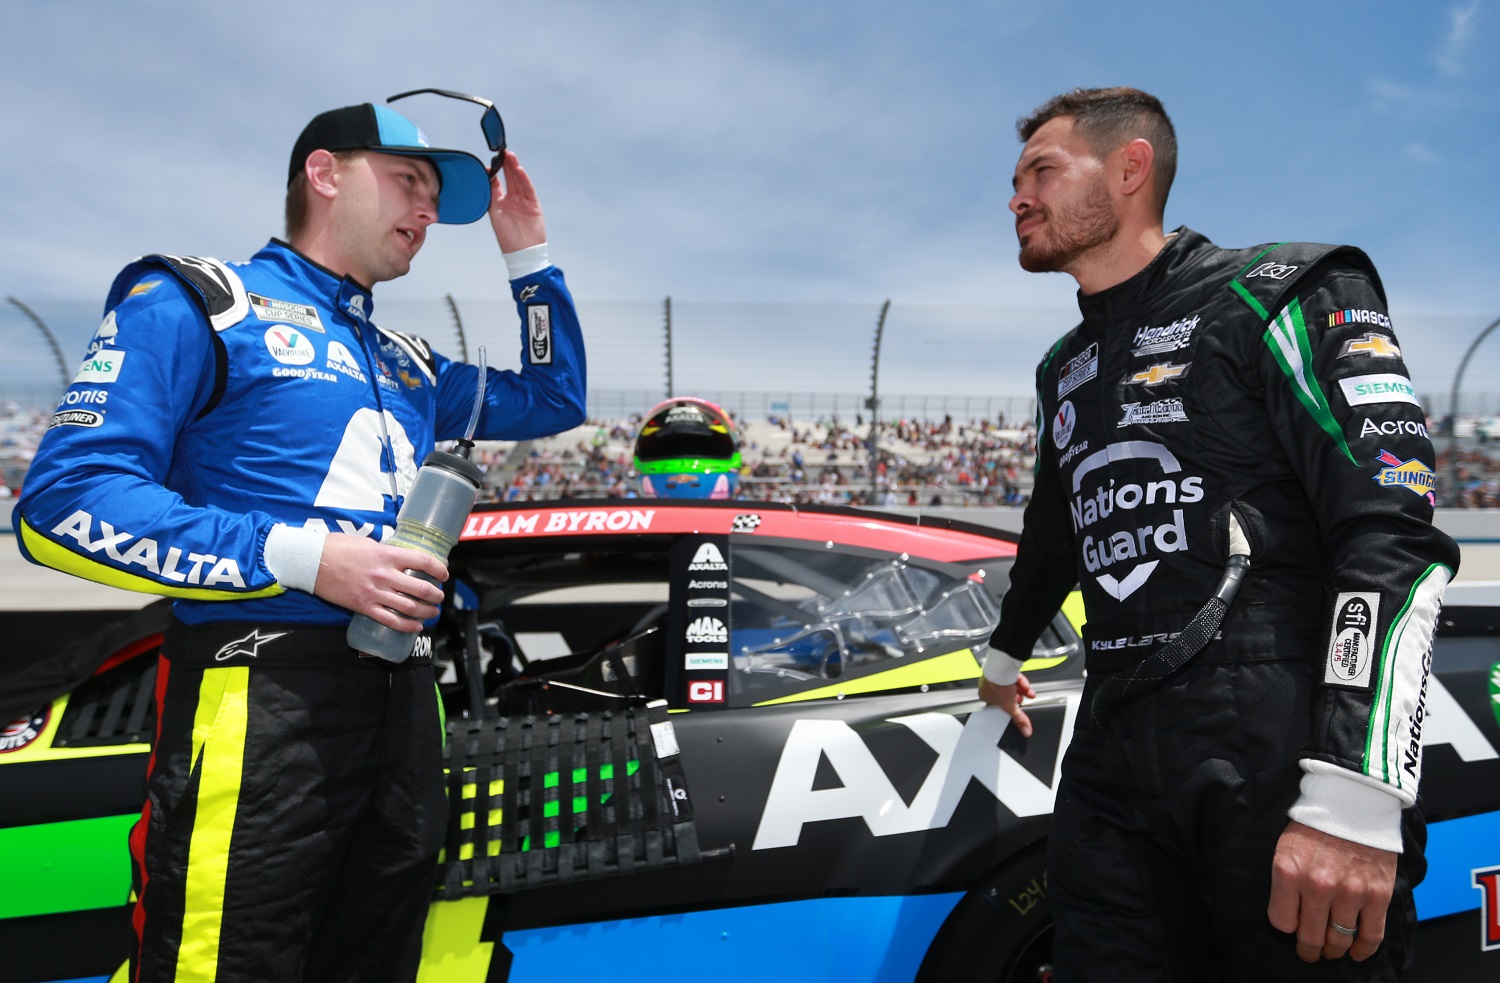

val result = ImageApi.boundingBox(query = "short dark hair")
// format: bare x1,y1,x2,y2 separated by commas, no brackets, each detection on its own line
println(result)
1017,87,1177,212
284,149,360,240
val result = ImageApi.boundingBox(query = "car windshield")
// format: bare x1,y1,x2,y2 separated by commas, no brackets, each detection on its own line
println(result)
730,545,1001,683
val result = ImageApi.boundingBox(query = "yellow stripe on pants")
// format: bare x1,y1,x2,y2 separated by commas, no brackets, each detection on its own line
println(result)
177,666,250,982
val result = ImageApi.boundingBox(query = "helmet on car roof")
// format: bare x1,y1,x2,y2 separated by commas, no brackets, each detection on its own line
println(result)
634,397,741,499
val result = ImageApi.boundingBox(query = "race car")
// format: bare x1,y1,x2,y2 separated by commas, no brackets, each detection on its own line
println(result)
1,499,1497,982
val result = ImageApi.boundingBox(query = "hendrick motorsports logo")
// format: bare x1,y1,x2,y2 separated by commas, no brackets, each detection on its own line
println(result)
1131,314,1198,357
0,707,50,753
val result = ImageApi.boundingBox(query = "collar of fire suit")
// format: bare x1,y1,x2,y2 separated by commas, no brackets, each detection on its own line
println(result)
1074,226,1208,335
256,238,376,325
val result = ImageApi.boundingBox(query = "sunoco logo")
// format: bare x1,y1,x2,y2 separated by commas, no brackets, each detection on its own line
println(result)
0,707,49,753
1373,450,1435,502
688,543,727,571
1326,593,1377,687
686,617,728,644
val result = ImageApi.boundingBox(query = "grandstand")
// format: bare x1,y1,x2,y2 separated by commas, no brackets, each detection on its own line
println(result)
469,412,1038,506
2,293,1497,507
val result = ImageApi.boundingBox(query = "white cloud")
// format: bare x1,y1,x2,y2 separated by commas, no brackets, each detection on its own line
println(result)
1436,0,1483,76
1404,142,1439,163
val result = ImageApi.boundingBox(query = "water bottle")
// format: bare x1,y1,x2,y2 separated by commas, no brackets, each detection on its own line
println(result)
346,449,484,662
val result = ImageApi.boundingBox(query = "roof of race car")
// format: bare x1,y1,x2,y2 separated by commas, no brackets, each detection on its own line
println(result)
459,500,1018,563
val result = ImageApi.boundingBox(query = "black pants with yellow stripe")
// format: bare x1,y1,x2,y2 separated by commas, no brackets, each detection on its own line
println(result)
128,623,448,983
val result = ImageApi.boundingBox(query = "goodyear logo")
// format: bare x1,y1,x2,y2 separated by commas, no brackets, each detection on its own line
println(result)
1373,449,1435,502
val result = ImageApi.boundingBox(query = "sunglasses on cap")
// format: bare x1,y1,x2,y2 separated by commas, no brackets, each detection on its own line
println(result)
387,88,507,178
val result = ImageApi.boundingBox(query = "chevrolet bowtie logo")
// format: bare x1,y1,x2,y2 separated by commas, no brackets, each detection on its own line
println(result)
214,628,289,662
1342,333,1402,358
1130,363,1188,386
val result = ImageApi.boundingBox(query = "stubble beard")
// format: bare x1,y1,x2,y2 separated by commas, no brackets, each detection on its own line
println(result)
1017,174,1119,274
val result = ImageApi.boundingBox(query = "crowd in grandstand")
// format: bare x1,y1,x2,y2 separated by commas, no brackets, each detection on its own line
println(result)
3,399,1499,508
470,412,1039,507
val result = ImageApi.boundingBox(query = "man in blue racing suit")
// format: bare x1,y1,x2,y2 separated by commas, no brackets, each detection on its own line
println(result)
14,100,586,982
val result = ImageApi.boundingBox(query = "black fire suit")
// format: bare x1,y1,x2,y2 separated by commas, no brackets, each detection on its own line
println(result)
987,228,1460,979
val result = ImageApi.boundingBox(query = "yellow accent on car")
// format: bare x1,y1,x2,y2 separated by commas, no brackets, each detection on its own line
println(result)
19,520,284,602
0,693,149,766
1061,590,1087,633
418,896,495,983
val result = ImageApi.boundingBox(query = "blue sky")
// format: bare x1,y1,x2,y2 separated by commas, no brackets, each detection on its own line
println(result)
1,0,1497,409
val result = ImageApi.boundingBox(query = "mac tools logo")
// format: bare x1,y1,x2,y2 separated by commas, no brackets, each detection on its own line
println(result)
1068,441,1203,600
686,617,728,644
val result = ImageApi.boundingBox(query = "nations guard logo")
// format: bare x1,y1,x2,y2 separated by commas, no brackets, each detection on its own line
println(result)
0,707,50,754
1474,865,1500,951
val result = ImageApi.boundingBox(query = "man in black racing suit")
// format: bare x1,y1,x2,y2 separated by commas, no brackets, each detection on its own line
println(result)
979,87,1460,980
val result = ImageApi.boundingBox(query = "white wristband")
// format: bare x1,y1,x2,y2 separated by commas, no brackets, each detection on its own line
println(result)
981,652,1024,686
504,243,551,281
263,523,328,594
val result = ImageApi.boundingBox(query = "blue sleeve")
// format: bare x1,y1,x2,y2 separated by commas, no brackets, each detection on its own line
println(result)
13,273,283,600
432,265,587,441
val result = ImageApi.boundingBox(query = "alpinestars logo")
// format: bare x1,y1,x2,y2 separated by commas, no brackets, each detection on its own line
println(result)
688,543,728,571
686,617,728,644
214,628,288,662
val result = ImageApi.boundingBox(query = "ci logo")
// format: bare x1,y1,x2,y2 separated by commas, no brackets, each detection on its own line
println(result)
1476,866,1500,952
688,680,725,703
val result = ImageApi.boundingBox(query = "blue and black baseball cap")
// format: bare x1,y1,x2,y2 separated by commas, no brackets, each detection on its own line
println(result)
288,103,491,224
